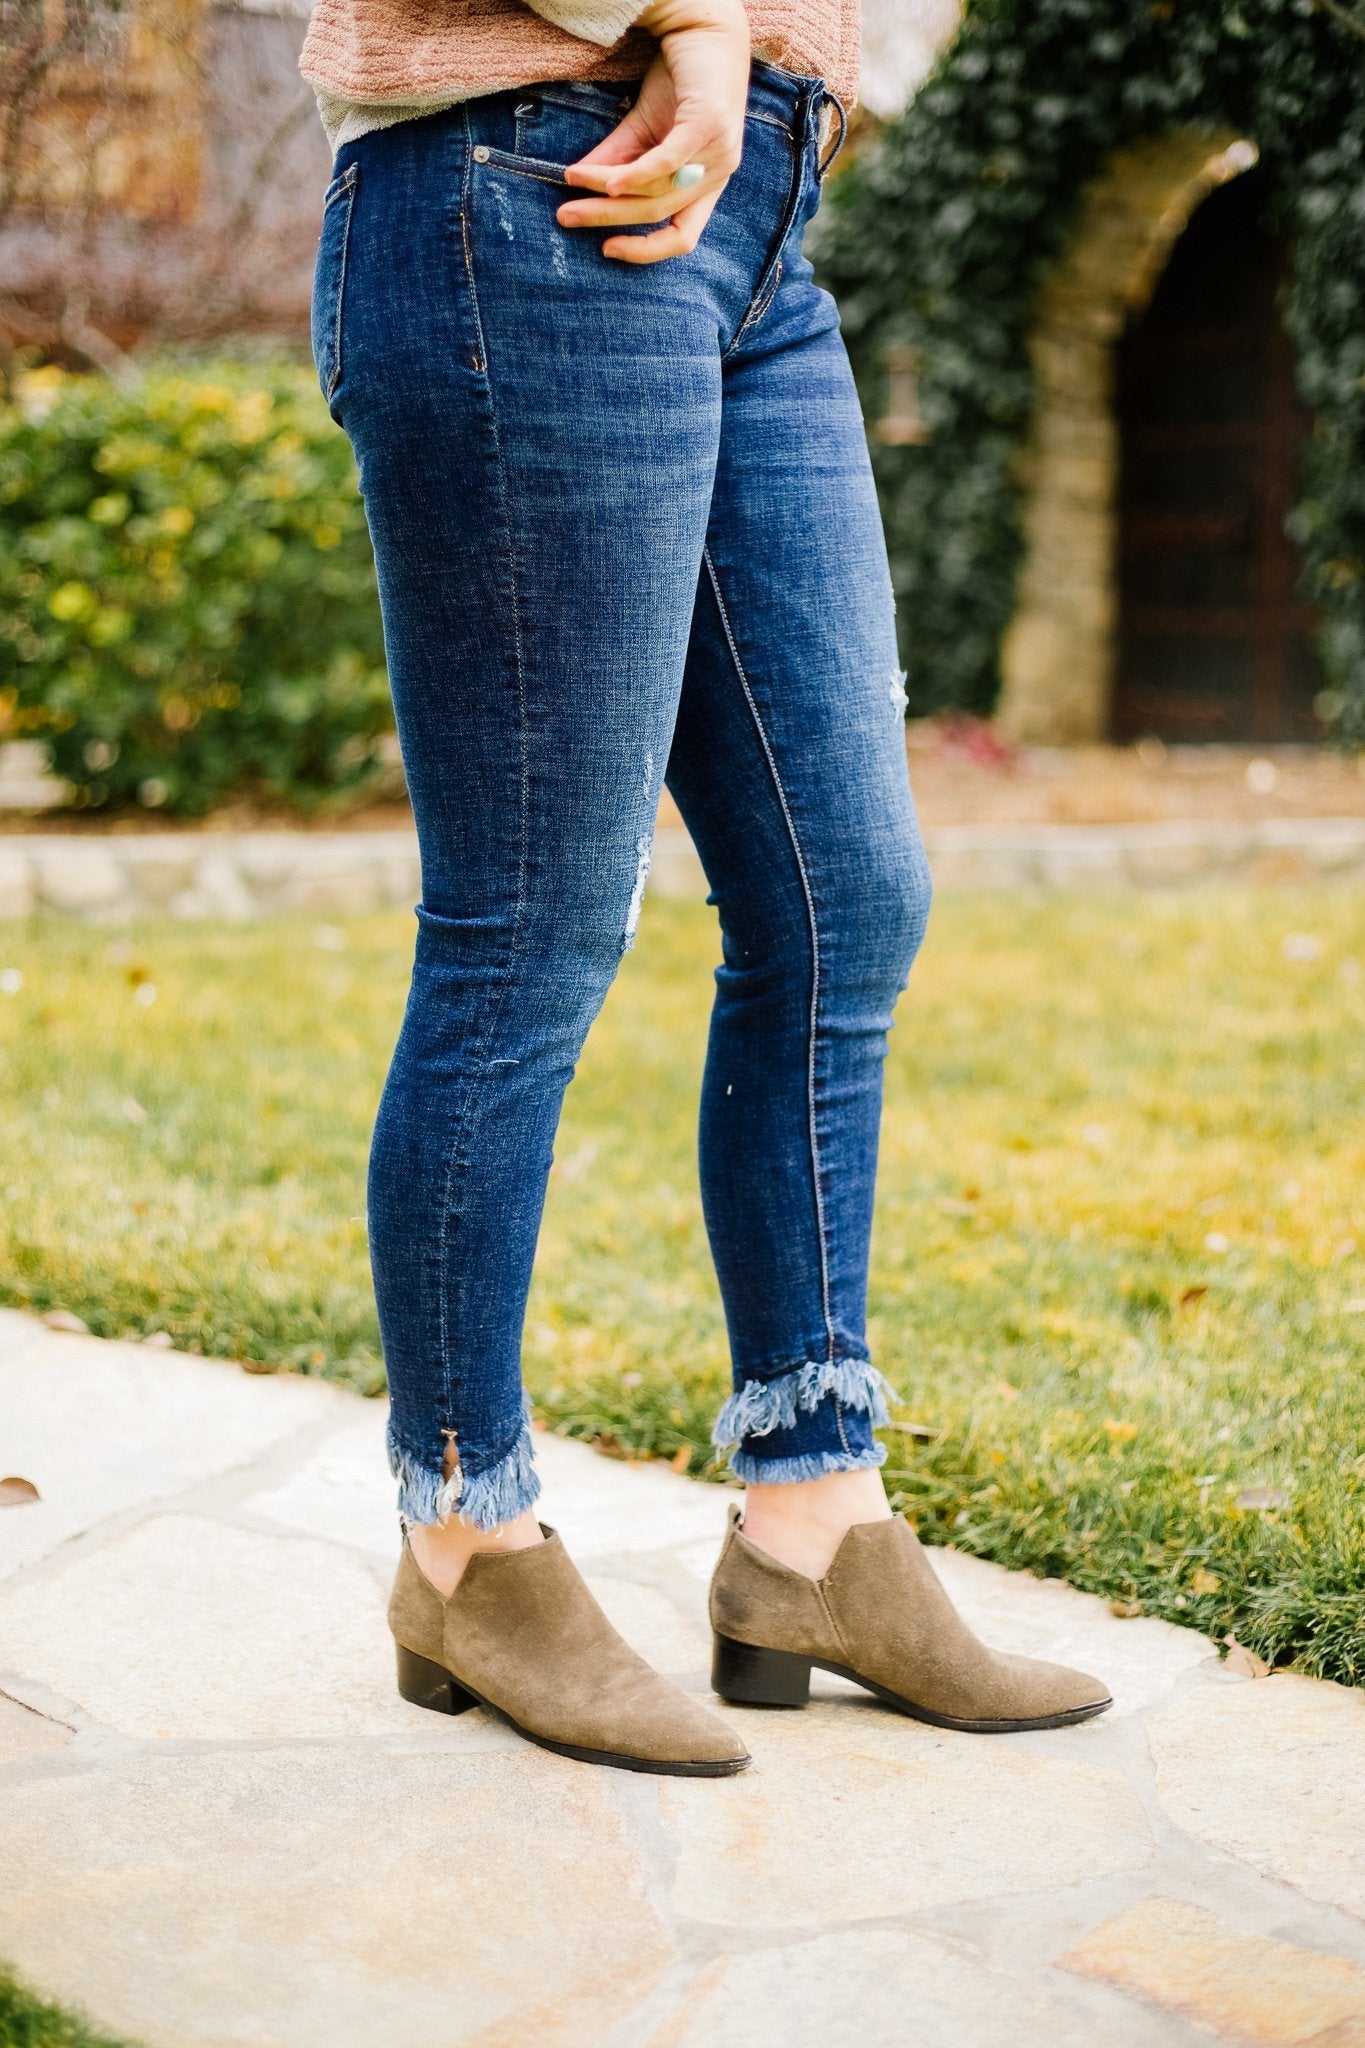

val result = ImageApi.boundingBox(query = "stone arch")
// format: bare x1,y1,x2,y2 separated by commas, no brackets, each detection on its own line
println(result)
996,129,1261,743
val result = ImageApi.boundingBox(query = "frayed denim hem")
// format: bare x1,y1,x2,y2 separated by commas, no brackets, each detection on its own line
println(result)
388,1396,542,1533
728,1441,889,1485
711,1356,898,1450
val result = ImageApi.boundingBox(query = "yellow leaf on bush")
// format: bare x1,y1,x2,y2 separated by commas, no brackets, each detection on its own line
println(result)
47,581,96,623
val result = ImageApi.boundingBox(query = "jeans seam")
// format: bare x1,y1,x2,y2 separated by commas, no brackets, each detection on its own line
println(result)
746,108,794,134
474,149,567,187
721,126,805,359
322,164,358,402
742,259,783,336
520,84,631,122
816,91,848,182
703,545,836,1365
428,115,533,1448
457,113,489,373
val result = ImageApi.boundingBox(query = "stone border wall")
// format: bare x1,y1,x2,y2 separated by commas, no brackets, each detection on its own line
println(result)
0,820,1362,919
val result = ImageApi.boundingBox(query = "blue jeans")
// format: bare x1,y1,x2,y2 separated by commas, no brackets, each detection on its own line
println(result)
313,61,933,1529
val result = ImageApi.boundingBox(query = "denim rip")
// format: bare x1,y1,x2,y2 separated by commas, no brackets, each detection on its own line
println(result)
312,61,933,1528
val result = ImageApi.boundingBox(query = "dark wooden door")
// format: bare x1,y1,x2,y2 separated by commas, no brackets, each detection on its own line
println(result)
1113,165,1320,742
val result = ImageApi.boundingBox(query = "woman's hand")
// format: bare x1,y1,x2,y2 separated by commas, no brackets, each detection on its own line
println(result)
556,0,750,264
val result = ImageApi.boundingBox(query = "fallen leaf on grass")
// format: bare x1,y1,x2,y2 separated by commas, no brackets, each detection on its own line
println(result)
42,1309,89,1334
239,1358,278,1376
1223,1634,1271,1678
1235,1486,1290,1511
591,1432,628,1461
1109,1599,1142,1618
1178,1285,1209,1307
1190,1567,1221,1596
0,1475,40,1506
669,1445,692,1474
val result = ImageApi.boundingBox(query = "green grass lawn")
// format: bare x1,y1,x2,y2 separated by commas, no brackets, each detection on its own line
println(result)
0,1965,136,2048
1,890,1362,1682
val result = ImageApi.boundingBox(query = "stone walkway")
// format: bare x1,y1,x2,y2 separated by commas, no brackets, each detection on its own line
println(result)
3,1308,1365,2048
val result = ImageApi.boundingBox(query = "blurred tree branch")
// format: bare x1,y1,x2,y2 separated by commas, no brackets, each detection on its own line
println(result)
0,0,327,368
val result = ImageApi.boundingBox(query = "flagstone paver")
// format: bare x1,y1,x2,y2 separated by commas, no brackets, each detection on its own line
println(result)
1147,1679,1365,1924
3,1310,1365,2048
1061,1898,1365,2045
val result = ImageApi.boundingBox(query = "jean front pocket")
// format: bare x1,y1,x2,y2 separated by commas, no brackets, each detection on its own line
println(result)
469,84,626,189
311,160,359,410
470,143,571,188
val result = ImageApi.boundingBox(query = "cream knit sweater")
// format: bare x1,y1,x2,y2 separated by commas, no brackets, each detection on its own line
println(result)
301,0,860,151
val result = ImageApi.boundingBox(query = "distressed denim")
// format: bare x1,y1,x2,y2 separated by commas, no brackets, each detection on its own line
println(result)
312,60,933,1529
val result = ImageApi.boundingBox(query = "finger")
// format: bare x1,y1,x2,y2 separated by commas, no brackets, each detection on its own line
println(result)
566,146,697,199
585,120,716,198
564,156,649,193
604,121,734,197
563,113,658,183
557,182,719,229
602,192,717,265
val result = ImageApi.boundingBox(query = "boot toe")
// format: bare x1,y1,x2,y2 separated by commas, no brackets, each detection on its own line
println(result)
998,1652,1112,1723
682,1703,751,1768
625,1687,751,1770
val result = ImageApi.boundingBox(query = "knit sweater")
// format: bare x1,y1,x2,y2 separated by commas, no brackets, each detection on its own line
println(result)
300,0,861,152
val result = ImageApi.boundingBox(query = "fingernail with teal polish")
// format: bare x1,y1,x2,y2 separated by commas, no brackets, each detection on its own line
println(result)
671,162,705,191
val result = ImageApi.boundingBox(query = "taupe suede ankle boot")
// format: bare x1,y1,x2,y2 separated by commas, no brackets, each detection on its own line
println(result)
389,1527,749,1775
709,1508,1112,1733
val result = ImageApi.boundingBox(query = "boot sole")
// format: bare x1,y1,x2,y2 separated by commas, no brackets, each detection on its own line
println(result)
712,1632,1113,1734
395,1641,751,1777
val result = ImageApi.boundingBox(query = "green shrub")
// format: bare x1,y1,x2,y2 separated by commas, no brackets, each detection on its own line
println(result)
815,0,1365,737
0,362,390,815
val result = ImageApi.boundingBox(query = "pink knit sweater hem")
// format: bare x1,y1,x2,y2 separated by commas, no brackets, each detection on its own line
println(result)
300,0,861,119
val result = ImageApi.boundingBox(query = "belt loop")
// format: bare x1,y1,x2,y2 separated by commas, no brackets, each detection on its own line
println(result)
816,88,848,182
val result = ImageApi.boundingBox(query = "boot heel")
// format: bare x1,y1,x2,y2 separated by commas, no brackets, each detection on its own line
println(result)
395,1642,478,1716
712,1633,811,1707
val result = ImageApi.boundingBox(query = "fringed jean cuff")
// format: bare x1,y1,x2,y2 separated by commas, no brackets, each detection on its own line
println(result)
388,1395,542,1533
712,1356,896,1486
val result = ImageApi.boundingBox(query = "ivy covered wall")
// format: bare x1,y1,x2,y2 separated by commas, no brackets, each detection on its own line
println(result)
815,0,1365,737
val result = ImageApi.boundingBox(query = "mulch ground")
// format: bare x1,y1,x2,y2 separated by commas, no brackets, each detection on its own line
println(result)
2,719,1362,834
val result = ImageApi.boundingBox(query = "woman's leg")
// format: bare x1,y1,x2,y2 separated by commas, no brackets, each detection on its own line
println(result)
669,182,1109,1726
323,99,726,1568
665,257,933,1575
